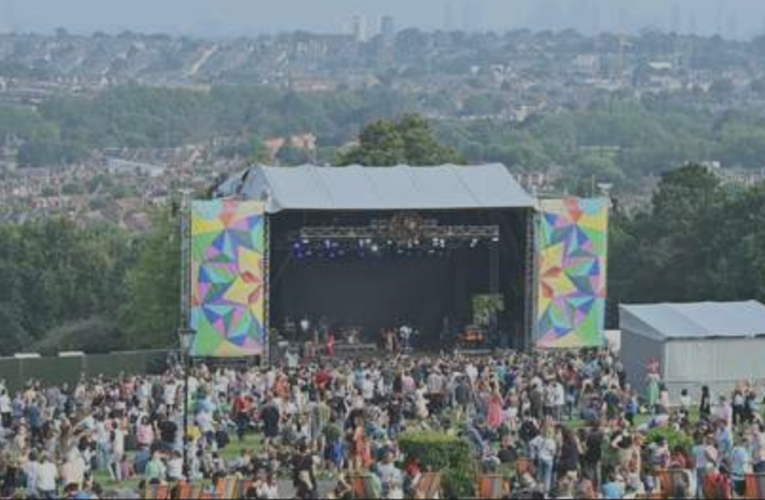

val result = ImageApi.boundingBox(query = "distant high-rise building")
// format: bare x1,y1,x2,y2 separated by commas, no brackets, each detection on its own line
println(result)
380,16,396,43
688,12,698,35
671,4,682,34
0,0,15,34
461,3,471,32
726,15,739,39
443,2,455,31
351,14,367,43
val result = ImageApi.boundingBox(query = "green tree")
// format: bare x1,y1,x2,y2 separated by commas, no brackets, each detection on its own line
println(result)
337,114,462,166
608,164,730,311
121,210,181,349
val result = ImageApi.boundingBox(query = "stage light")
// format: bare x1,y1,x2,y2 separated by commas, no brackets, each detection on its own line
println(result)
492,236,500,243
371,244,380,253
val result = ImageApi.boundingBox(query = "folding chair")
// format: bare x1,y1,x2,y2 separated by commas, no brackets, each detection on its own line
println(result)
476,474,510,500
745,474,765,500
349,473,380,500
175,482,193,499
236,480,254,499
658,469,688,498
144,484,171,500
414,472,442,500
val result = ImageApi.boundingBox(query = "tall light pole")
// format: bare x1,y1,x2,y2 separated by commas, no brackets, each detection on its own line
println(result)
177,188,195,476
178,327,195,476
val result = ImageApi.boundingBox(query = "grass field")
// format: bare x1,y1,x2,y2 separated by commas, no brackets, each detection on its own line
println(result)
92,434,264,491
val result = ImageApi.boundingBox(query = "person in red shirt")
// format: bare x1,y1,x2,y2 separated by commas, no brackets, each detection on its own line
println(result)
232,393,252,442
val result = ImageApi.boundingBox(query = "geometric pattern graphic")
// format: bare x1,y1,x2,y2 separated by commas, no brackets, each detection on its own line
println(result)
190,200,266,358
536,198,608,349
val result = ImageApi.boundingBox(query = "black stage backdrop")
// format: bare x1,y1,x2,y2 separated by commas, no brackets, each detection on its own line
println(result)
268,209,532,349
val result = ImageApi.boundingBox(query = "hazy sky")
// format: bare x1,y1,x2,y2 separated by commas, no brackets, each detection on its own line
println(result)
2,0,765,38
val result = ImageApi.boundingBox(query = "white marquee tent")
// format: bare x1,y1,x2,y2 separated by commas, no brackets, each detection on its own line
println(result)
620,301,765,399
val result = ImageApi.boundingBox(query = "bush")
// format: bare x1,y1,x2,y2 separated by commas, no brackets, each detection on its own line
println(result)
398,432,475,498
645,427,694,454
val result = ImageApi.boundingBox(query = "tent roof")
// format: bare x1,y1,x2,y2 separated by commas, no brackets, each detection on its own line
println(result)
215,164,535,213
619,301,765,341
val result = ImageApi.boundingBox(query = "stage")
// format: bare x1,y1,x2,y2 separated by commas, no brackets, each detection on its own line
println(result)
190,164,609,363
214,164,538,359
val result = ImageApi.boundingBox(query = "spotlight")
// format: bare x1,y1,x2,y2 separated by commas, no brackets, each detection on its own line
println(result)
371,244,380,253
492,236,500,243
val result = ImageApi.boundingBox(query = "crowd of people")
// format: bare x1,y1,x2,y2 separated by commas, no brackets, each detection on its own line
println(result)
0,347,764,499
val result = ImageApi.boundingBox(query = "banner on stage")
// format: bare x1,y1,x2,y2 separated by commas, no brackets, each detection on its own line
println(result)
536,198,608,349
190,200,266,358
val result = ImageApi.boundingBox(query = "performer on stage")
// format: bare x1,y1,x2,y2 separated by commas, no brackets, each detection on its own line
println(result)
399,324,413,352
326,330,335,358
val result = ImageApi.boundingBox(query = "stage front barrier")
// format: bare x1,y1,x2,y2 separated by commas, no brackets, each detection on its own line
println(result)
190,200,267,359
535,198,608,349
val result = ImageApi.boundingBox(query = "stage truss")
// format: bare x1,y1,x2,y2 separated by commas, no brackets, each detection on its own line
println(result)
295,220,500,245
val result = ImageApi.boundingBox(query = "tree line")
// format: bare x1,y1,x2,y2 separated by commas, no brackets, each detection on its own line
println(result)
3,86,765,191
0,212,180,356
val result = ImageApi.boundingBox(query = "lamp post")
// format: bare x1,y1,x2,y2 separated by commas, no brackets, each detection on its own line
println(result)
178,327,196,477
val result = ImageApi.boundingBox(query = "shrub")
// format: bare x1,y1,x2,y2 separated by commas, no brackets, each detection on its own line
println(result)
398,431,475,498
645,427,694,454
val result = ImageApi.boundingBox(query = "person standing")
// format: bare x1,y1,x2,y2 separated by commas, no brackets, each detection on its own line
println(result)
260,395,281,446
486,388,505,431
25,451,40,498
36,454,58,500
646,371,660,415
144,451,167,482
730,436,752,498
582,422,604,487
538,427,558,494
0,389,11,429
700,386,712,421
751,425,765,474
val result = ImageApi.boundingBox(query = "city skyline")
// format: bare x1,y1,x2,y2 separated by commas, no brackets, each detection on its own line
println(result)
0,0,765,39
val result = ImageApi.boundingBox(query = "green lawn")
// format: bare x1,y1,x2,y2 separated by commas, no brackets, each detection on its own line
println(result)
93,434,264,491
